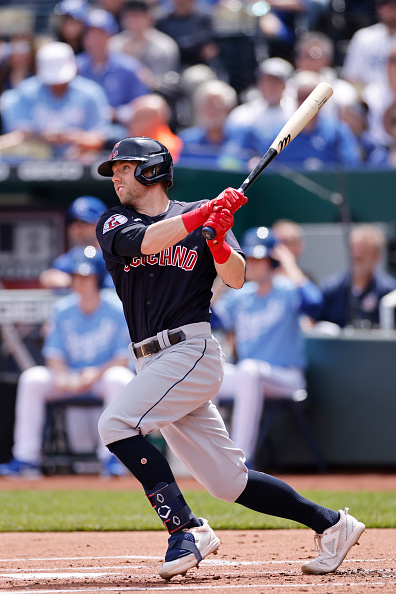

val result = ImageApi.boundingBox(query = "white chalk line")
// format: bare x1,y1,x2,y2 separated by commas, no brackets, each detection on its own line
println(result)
0,554,393,565
0,555,163,563
1,567,394,581
0,582,396,594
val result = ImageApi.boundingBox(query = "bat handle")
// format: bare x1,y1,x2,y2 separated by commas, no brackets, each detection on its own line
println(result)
202,226,216,240
202,186,245,241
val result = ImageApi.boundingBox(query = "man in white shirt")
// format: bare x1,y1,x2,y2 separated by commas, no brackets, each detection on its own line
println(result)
343,0,396,87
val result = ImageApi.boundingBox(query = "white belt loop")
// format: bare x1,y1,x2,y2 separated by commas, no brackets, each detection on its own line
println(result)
157,330,171,349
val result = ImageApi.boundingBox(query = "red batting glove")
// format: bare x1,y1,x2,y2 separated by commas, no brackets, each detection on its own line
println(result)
181,188,247,234
205,208,234,264
215,187,247,214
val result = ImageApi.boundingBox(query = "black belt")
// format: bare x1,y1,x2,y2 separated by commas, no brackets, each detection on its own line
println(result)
133,330,186,359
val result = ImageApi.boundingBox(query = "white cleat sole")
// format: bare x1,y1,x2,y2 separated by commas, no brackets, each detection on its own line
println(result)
159,536,220,580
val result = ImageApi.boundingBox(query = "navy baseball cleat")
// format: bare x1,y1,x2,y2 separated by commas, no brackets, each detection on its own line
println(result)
159,518,220,580
301,508,365,574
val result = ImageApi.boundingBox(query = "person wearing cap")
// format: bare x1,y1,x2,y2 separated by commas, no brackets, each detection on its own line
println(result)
0,41,110,160
76,7,149,128
212,226,323,468
39,196,114,290
226,57,295,142
0,246,135,478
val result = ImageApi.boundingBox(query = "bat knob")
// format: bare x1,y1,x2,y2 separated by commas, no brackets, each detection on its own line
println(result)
202,226,216,240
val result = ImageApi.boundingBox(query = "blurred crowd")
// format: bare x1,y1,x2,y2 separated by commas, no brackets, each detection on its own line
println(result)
2,0,396,170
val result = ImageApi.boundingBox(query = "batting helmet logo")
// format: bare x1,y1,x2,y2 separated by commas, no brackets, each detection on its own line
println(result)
112,142,120,158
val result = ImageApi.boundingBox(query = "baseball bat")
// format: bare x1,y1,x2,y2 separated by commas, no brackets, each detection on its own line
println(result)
202,82,334,240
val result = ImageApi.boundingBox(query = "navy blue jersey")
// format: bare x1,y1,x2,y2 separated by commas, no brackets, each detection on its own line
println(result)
96,200,243,343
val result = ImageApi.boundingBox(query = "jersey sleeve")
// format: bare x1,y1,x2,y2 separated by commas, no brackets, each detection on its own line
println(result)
96,208,145,263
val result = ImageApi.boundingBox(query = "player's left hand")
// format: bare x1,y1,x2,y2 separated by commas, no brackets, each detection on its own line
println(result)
205,208,234,246
214,187,247,214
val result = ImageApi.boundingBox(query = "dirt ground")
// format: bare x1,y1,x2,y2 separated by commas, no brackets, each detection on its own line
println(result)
0,473,395,593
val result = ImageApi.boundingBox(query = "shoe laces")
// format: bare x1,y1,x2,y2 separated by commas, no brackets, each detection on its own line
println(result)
313,533,323,554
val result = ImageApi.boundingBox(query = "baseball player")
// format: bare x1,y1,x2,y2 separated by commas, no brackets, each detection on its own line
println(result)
95,136,365,580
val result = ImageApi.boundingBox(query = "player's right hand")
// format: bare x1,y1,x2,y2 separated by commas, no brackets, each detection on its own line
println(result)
205,208,234,246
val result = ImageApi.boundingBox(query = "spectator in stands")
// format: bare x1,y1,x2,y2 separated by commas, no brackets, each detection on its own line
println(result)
362,44,396,149
178,79,260,170
96,0,127,27
0,33,36,95
226,57,295,143
315,224,396,329
53,0,89,55
155,0,220,70
342,0,396,88
339,94,378,163
292,31,359,120
212,226,323,468
0,41,109,161
0,246,135,478
76,8,149,127
39,196,112,290
266,70,362,170
121,93,183,162
109,0,180,95
175,63,218,129
258,0,328,61
272,218,305,265
375,100,396,165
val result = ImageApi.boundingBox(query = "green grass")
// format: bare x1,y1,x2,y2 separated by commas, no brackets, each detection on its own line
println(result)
0,489,395,532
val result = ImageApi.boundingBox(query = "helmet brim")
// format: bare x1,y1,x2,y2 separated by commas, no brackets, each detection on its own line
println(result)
97,156,145,177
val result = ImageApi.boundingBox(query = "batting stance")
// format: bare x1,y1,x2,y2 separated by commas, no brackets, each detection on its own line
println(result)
95,136,364,580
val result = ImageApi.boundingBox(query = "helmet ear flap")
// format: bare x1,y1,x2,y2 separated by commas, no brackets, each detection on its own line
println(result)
135,157,173,187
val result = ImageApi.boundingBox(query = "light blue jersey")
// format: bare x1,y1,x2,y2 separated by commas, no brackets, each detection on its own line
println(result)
43,292,130,369
214,276,320,369
1,75,110,156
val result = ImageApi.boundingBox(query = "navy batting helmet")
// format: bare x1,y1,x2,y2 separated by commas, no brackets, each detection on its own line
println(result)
241,226,280,267
97,137,173,187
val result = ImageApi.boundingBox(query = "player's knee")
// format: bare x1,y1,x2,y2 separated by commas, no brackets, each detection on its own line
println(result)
18,365,51,390
98,405,139,445
237,358,266,379
204,465,248,502
101,365,135,387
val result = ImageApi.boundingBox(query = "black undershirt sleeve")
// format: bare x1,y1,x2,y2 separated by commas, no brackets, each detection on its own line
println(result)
112,225,147,258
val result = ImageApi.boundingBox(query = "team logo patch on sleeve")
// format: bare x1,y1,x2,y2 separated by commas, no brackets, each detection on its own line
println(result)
103,214,128,234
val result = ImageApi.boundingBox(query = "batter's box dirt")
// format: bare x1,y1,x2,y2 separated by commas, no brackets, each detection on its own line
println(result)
0,529,395,593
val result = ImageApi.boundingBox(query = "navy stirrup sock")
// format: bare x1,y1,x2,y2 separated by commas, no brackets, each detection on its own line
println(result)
107,434,174,488
236,470,339,534
107,435,200,533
